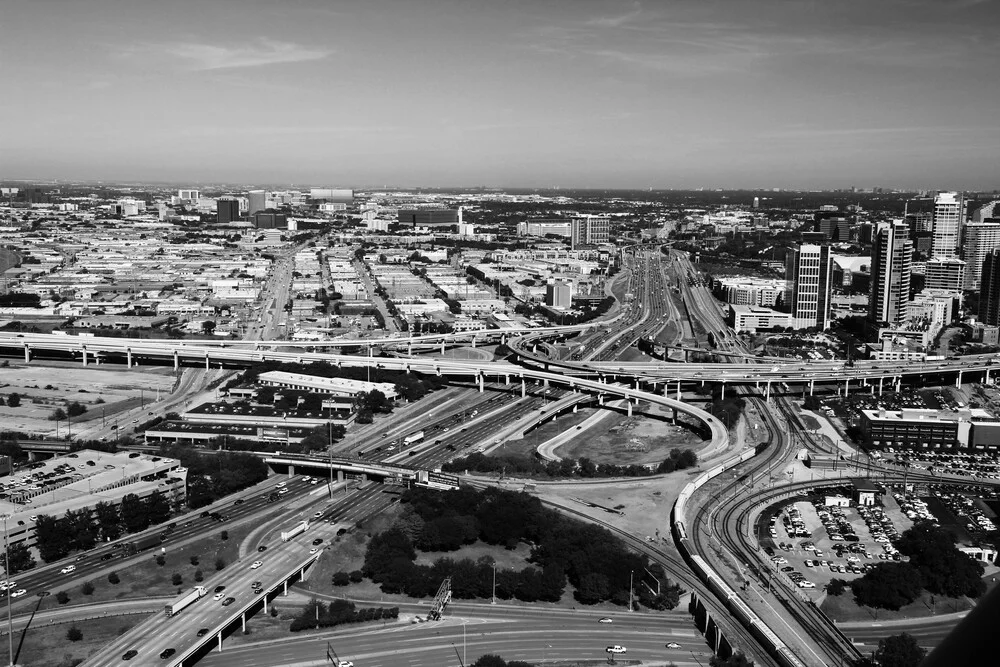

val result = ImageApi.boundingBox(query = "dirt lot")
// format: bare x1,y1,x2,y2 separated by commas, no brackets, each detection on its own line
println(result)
0,361,175,436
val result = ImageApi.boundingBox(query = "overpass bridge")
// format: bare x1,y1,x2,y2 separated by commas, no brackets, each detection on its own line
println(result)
265,453,460,490
14,439,73,460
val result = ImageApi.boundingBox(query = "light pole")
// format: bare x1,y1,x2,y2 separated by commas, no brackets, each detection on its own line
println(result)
491,563,497,604
3,514,13,667
628,570,634,612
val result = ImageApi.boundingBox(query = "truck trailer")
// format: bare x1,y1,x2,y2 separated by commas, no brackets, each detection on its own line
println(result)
403,431,425,446
124,533,163,555
165,586,207,617
281,520,309,542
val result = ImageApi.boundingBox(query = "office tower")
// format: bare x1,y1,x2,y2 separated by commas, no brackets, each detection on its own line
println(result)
923,257,966,291
309,188,354,204
177,189,200,202
571,215,610,248
544,280,572,308
254,212,287,229
931,191,964,259
248,190,266,215
818,217,851,242
752,197,760,208
217,197,240,224
518,219,572,237
972,200,1000,222
870,220,913,325
979,250,1000,325
784,244,832,329
962,222,1000,289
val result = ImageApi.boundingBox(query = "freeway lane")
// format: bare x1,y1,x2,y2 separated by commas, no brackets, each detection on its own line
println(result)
197,606,709,667
80,484,392,667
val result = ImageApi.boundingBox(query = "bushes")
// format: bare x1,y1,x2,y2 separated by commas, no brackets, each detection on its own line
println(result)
81,581,95,596
56,591,70,604
172,573,183,586
108,572,120,585
215,558,226,571
442,449,698,479
67,626,83,642
289,599,399,632
332,572,351,587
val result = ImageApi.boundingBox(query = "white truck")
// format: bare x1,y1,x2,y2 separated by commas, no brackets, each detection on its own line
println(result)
403,431,425,446
165,586,206,617
281,520,309,542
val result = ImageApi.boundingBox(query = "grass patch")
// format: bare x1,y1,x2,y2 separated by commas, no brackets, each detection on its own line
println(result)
42,523,255,612
11,614,143,667
822,589,973,623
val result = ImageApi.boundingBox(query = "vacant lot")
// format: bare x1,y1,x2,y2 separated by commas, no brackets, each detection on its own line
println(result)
12,615,143,667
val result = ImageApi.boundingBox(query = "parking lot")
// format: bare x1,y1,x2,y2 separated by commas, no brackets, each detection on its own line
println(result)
761,494,915,598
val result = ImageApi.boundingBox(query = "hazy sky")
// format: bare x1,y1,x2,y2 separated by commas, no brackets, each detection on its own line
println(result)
3,0,999,189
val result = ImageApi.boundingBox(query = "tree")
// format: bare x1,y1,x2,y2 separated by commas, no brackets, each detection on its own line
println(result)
190,556,200,566
108,572,120,585
826,578,848,596
710,652,754,667
49,407,67,421
215,558,226,571
34,514,70,562
851,563,923,610
7,542,35,574
145,490,172,525
56,591,69,604
220,530,229,541
67,401,87,417
201,320,216,334
6,393,20,408
874,633,926,667
194,570,203,582
66,626,83,642
94,501,122,541
171,573,183,586
119,493,149,533
896,522,986,598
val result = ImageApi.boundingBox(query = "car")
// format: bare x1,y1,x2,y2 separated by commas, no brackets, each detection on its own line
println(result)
197,628,210,637
214,585,226,593
234,499,244,505
598,617,613,624
122,649,138,661
251,581,262,588
61,565,76,574
666,642,682,649
221,597,235,606
314,512,323,518
309,548,319,554
159,648,176,659
10,590,25,598
250,560,263,569
213,593,225,601
606,645,627,654
338,662,354,667
312,538,324,546
253,588,263,595
258,546,267,552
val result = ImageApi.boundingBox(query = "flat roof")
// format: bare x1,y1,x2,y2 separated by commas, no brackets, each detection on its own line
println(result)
0,449,182,518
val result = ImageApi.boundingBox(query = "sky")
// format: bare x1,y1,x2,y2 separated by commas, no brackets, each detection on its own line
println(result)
2,0,999,190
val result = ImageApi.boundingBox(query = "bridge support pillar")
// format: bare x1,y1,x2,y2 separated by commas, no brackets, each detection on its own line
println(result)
543,378,549,387
957,370,963,388
478,375,484,392
809,379,815,396
986,368,991,384
673,407,678,424
408,342,412,356
845,378,850,396
471,336,476,348
877,377,882,395
126,348,132,368
572,404,578,414
173,350,179,371
299,566,305,582
205,355,210,370
627,399,633,417
23,345,30,363
81,346,87,366
361,473,368,482
283,580,288,596
27,451,36,462
241,612,246,633
263,596,268,614
676,382,681,401
218,632,223,652
598,394,604,406
337,470,344,482
720,382,725,400
521,380,526,398
504,374,510,385
765,381,770,402
441,341,445,354
663,384,669,397
288,465,295,477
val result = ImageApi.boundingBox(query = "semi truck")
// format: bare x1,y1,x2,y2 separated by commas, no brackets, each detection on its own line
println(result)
165,586,206,617
124,533,163,555
403,431,425,446
281,520,309,542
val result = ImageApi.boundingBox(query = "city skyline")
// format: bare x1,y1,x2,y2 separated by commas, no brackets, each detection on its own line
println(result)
3,0,999,189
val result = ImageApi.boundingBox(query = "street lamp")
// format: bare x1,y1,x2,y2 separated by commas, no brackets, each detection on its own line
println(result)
491,563,497,604
2,514,13,667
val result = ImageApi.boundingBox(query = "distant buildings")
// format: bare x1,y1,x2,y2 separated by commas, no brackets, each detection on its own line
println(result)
923,256,966,292
517,219,572,237
870,220,912,326
979,250,1000,326
931,191,964,259
217,197,241,224
544,279,572,308
309,188,353,204
247,190,266,215
571,215,610,248
726,304,793,332
398,209,459,226
177,189,200,202
963,222,1000,290
254,212,287,229
712,276,786,308
785,244,832,329
972,200,1000,222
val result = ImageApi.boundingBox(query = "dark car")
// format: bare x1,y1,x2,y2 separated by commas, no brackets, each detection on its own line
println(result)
234,499,244,505
200,511,210,518
197,628,210,637
214,585,226,593
311,538,324,546
257,545,267,552
221,597,235,606
159,648,176,659
122,649,138,660
100,553,114,561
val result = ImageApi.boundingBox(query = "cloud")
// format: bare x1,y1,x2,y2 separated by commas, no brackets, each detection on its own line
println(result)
159,39,331,70
586,1,643,28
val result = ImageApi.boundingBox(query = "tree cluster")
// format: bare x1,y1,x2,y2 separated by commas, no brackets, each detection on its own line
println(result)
156,446,268,509
34,491,172,562
289,598,398,632
230,360,443,403
361,487,684,608
442,449,697,479
895,522,986,599
470,656,534,667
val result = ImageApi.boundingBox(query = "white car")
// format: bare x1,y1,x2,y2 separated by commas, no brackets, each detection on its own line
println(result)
10,589,26,598
61,565,76,574
598,617,613,624
338,661,354,667
606,645,627,654
213,593,225,601
250,561,263,569
309,548,319,554
314,512,323,518
666,642,682,649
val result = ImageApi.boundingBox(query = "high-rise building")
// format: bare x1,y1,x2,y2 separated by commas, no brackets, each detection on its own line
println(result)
979,250,1000,326
923,257,966,292
217,197,240,224
397,209,459,226
247,190,266,215
571,215,610,248
309,188,353,204
972,200,1000,222
785,244,832,329
177,189,200,202
870,220,913,326
962,222,1000,289
544,280,572,308
931,192,964,259
254,212,287,229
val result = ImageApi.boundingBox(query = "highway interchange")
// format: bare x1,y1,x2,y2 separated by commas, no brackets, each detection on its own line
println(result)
0,244,987,667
